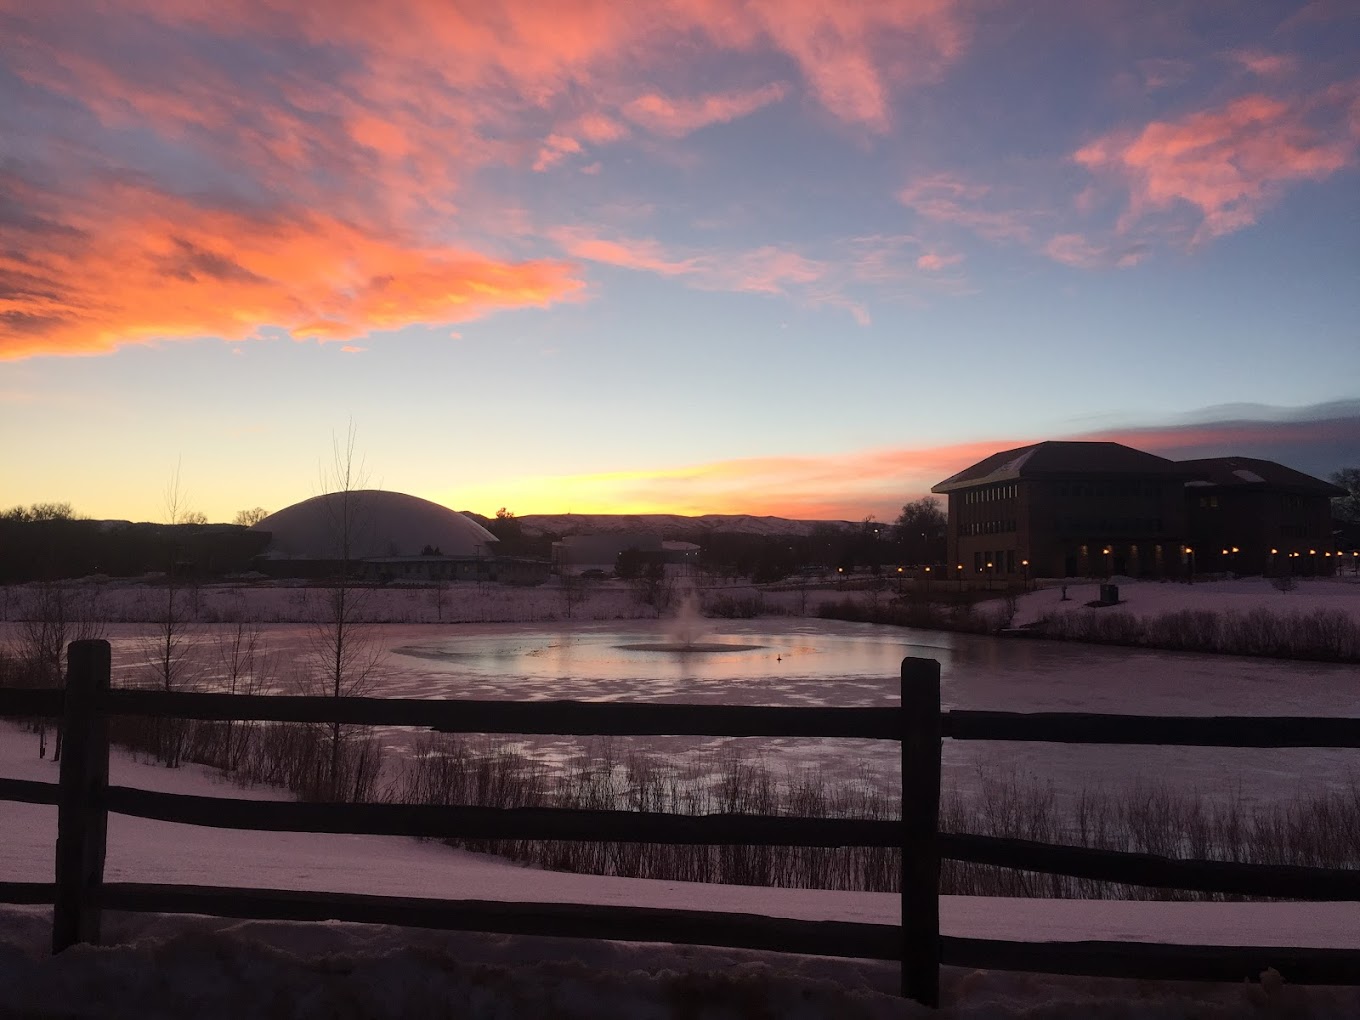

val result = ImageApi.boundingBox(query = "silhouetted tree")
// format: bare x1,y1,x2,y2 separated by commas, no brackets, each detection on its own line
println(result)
306,424,382,800
233,507,270,527
1333,469,1360,522
894,497,947,564
140,463,203,766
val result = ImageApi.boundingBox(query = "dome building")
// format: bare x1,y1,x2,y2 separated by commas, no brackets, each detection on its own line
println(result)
252,490,500,581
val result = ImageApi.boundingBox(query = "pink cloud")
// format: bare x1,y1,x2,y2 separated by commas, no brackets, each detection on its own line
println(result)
1043,234,1147,270
622,83,789,136
897,175,1033,243
915,252,963,271
1074,87,1359,240
551,229,877,324
1230,49,1299,78
0,0,976,359
532,133,584,172
521,410,1359,519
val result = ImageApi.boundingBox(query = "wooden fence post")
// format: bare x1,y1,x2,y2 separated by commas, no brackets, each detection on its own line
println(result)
53,639,111,953
901,656,942,1007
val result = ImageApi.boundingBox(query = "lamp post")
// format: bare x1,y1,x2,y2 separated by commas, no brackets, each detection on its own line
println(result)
1185,545,1195,584
1021,558,1030,590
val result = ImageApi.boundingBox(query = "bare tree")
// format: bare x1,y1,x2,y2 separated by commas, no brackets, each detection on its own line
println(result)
305,424,383,800
140,462,203,766
18,582,105,759
233,507,270,527
212,618,272,771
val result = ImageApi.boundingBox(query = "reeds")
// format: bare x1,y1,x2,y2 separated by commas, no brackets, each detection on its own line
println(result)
1038,606,1360,662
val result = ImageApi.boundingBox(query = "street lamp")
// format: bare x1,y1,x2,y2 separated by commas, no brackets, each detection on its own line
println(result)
1184,545,1195,583
1021,558,1030,589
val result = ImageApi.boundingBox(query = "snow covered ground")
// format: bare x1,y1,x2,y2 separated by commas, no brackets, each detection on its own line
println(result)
1007,576,1360,629
4,722,1360,1016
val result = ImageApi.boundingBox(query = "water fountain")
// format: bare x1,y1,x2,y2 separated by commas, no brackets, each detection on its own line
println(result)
615,581,764,653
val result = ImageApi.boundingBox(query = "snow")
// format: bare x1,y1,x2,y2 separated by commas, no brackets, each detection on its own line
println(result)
5,579,1360,1012
1007,577,1360,629
4,722,1360,1016
1232,469,1267,483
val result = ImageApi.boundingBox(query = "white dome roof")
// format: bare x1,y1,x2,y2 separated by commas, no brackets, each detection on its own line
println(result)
254,491,498,560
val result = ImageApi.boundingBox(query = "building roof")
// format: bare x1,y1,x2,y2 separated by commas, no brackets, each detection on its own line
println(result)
252,490,498,560
932,441,1187,493
1176,457,1346,496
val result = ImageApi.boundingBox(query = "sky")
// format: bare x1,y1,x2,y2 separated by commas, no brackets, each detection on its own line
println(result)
1,0,1358,524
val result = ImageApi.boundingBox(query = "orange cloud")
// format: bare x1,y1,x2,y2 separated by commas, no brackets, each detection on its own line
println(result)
0,182,584,360
465,409,1360,519
1,0,975,358
623,83,789,136
1074,88,1358,240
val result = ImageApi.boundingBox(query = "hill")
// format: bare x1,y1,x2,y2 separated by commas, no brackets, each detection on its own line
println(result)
462,512,856,540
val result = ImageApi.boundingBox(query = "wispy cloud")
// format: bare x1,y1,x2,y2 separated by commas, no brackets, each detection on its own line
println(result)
897,175,1034,244
1074,86,1359,242
622,83,789,137
0,0,976,358
551,227,871,322
474,403,1359,519
0,176,583,360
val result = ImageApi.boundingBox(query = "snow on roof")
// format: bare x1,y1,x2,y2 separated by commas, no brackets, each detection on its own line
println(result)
1233,468,1266,483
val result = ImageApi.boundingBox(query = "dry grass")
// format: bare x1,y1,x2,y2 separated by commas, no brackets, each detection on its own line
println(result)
1037,606,1360,662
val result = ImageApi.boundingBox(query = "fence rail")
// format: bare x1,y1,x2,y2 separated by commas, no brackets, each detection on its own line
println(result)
1,639,1359,1008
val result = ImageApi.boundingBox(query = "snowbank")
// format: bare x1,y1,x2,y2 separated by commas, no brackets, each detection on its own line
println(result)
1009,577,1360,630
5,722,1360,1016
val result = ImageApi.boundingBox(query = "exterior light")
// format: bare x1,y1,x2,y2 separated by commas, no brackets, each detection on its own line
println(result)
986,562,993,568
1325,552,1332,557
1231,547,1239,553
1271,548,1278,555
924,566,931,573
1310,549,1316,555
1021,559,1029,566
1185,546,1193,554
898,567,903,573
1221,548,1229,555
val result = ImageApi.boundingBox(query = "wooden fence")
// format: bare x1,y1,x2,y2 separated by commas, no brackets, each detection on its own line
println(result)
1,638,1359,1008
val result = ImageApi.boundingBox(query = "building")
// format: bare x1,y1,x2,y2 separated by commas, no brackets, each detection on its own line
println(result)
1179,457,1346,576
932,441,1345,579
552,532,701,576
251,490,501,581
932,442,1192,580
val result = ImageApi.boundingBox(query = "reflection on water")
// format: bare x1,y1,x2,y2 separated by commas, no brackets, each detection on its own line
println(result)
71,617,1360,805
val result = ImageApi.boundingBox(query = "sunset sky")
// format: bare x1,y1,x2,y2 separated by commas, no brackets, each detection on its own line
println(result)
2,1,1357,524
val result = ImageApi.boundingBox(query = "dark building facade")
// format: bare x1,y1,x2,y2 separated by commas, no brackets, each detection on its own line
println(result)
932,441,1343,579
1179,456,1345,576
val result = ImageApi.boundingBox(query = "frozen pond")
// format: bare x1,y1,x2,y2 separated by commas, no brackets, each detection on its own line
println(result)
29,618,1360,805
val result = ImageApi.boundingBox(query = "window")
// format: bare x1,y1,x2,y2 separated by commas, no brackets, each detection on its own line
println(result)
974,551,983,572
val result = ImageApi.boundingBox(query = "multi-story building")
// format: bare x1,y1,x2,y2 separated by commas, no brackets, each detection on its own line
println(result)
1179,456,1345,576
931,441,1343,579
